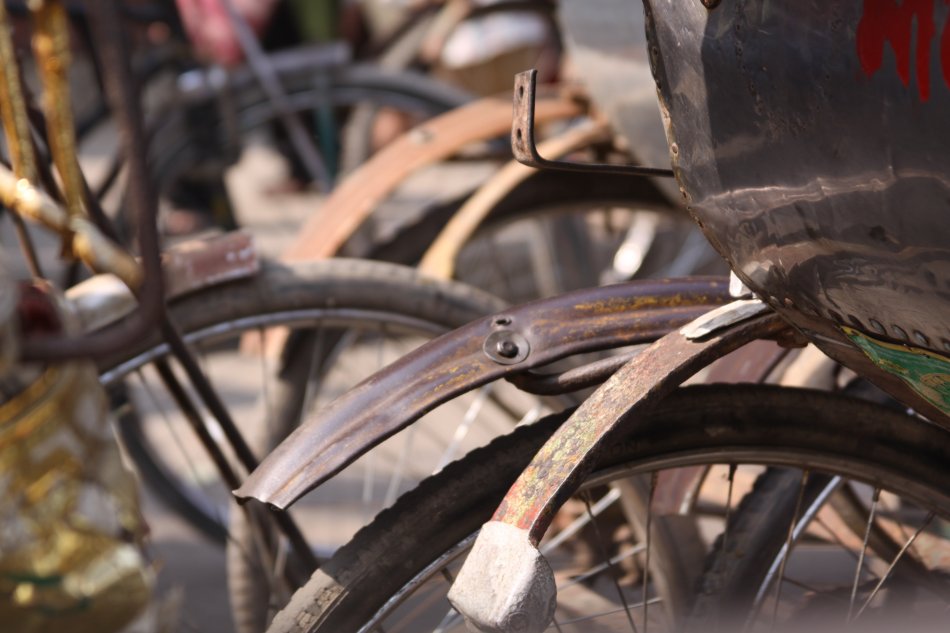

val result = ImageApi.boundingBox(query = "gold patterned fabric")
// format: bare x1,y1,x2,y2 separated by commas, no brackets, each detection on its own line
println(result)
0,314,152,632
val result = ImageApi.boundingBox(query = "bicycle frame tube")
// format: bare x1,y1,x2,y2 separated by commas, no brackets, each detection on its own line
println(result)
235,277,730,509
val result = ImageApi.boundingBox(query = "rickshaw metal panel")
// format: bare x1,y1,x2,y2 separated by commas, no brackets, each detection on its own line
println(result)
644,0,950,416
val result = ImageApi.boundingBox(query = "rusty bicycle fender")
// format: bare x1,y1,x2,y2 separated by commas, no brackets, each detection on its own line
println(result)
235,277,730,509
446,303,790,633
68,231,259,335
282,89,584,262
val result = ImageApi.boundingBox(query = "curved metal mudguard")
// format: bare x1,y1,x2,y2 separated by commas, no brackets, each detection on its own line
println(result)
235,277,730,509
447,304,789,633
282,90,582,262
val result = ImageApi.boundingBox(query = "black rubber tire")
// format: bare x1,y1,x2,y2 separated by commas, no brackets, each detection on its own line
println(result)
145,63,470,199
206,260,511,633
96,258,505,544
266,385,950,633
690,468,834,629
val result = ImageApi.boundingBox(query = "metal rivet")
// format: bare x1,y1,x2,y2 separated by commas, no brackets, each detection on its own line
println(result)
483,330,530,365
943,339,950,353
495,340,519,359
869,319,886,335
891,325,908,341
670,143,679,155
913,330,930,347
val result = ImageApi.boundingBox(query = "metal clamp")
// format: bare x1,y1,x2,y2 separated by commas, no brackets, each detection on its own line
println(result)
512,70,675,178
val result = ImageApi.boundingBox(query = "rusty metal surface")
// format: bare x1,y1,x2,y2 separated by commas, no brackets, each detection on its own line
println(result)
506,349,639,396
162,231,259,298
644,1,950,414
512,70,674,178
650,336,793,519
417,119,612,279
491,309,788,543
236,277,731,509
778,308,950,424
20,0,165,362
64,232,259,336
282,89,583,262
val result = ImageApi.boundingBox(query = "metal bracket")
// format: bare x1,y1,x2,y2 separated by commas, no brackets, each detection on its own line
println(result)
512,70,675,178
680,298,769,341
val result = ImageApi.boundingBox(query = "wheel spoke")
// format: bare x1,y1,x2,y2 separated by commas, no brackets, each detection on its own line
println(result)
642,472,657,633
855,510,936,620
721,464,737,556
813,514,863,565
557,544,647,591
541,487,622,554
433,385,491,473
547,599,662,629
258,326,273,441
384,426,417,508
848,487,881,621
135,367,226,526
769,470,810,631
752,475,842,613
582,490,640,633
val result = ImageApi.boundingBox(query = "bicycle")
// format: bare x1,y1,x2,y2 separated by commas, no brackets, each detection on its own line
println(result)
237,1,950,632
0,2,560,630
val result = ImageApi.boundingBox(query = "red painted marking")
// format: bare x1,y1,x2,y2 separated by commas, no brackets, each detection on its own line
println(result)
857,0,938,101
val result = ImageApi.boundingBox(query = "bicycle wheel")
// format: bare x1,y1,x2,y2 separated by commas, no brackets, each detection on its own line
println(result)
694,459,950,630
96,257,505,544
266,384,950,633
223,284,589,632
139,61,470,208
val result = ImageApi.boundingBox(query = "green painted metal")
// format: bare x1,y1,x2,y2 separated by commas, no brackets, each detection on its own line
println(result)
844,327,950,415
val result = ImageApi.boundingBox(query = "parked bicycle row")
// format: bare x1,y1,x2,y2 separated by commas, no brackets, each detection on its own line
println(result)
1,1,948,633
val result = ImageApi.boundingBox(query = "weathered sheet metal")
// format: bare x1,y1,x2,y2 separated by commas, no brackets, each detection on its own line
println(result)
447,306,787,633
236,277,730,509
490,309,785,541
644,0,950,419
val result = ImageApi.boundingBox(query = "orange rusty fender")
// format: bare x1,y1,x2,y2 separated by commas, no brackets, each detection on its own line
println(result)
282,89,583,262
